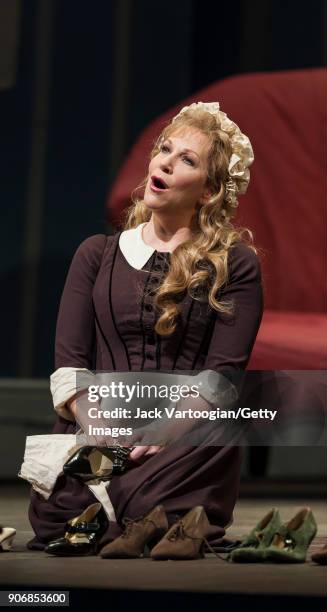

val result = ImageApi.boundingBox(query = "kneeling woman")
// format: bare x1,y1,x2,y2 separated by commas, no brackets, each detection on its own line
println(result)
27,101,263,557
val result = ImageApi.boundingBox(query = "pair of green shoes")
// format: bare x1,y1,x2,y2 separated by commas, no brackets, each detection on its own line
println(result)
229,507,317,563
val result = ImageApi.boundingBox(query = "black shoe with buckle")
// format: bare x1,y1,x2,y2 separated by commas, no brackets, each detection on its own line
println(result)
45,503,108,556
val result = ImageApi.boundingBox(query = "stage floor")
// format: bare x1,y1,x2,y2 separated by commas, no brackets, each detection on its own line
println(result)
1,483,327,606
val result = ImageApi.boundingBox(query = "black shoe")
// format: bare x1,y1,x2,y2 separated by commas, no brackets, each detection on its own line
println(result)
45,503,107,556
63,445,132,481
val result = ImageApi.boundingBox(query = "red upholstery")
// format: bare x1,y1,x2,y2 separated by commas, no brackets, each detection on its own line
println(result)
107,69,327,369
249,311,327,369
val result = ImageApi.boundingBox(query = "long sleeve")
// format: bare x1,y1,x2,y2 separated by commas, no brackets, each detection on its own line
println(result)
203,242,264,373
55,234,107,369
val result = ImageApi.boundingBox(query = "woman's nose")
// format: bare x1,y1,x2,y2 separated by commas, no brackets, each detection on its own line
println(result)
160,156,173,174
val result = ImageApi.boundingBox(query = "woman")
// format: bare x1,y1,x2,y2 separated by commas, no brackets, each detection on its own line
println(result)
27,101,263,555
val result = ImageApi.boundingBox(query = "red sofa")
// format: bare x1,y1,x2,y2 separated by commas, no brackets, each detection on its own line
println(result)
107,69,327,370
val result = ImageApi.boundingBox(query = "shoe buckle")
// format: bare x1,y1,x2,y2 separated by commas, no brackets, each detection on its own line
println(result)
273,530,294,550
66,521,99,534
284,536,294,550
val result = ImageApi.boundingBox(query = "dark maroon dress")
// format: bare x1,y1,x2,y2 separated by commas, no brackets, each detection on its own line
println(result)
28,230,264,550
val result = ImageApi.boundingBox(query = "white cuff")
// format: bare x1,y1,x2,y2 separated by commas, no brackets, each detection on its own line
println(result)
192,370,238,407
50,367,95,421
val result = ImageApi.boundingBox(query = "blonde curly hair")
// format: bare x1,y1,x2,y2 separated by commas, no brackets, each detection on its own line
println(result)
122,106,257,336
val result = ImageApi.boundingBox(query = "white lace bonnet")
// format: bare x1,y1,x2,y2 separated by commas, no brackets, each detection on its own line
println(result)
171,101,254,208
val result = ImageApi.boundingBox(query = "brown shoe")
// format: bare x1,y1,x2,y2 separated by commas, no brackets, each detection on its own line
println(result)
311,542,327,565
100,505,168,559
150,506,211,560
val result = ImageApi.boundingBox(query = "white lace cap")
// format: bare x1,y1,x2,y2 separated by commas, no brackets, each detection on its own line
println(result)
172,101,254,205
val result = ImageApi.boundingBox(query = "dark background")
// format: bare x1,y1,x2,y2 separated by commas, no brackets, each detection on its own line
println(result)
1,0,327,378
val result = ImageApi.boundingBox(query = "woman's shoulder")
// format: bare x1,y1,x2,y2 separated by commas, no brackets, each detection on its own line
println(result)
227,240,262,282
70,233,119,271
75,233,112,253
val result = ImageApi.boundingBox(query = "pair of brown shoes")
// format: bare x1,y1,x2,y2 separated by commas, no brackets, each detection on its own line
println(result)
100,505,211,560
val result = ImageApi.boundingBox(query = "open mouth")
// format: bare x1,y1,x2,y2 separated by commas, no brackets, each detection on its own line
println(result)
151,176,169,191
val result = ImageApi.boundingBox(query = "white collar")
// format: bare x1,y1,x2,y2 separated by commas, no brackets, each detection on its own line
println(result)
119,222,171,270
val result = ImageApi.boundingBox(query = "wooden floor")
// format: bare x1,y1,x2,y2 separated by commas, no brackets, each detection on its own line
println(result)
1,483,327,609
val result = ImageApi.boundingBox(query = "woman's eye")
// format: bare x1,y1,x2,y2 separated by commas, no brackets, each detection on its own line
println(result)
159,145,195,166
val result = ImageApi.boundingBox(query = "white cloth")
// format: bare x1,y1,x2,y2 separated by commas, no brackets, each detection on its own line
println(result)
18,434,117,521
18,434,77,499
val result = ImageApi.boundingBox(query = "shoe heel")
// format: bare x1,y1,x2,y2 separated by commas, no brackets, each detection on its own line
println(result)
143,530,167,558
199,540,206,558
147,527,167,550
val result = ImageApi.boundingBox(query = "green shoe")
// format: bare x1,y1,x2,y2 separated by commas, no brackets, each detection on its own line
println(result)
230,508,281,563
264,507,317,563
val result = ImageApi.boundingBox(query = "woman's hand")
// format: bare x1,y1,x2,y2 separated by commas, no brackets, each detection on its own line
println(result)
129,445,164,461
127,393,215,453
66,393,123,447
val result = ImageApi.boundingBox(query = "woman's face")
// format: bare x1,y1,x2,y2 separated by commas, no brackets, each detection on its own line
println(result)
143,128,213,216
